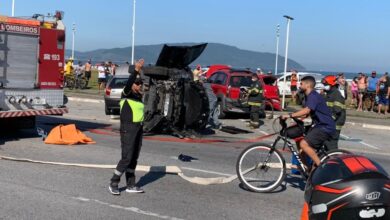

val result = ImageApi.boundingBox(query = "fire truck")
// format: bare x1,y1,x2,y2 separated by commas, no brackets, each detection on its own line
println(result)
0,12,67,129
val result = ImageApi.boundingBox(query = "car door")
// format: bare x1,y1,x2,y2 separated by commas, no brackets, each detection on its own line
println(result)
210,72,228,96
228,75,249,101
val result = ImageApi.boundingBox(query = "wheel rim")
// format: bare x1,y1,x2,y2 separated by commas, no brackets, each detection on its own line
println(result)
238,146,284,192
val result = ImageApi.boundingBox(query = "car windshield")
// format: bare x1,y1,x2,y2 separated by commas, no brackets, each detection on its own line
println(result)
109,77,128,89
229,76,252,88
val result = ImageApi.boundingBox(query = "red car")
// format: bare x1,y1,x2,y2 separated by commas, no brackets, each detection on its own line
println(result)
257,74,282,111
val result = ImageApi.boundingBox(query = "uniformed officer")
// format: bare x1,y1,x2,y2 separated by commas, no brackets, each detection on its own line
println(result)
247,73,264,129
109,59,145,195
322,75,346,151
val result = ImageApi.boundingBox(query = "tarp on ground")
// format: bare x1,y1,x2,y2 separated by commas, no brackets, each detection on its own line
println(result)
44,124,95,145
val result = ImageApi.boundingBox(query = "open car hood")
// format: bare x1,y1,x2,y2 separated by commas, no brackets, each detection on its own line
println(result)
155,44,207,69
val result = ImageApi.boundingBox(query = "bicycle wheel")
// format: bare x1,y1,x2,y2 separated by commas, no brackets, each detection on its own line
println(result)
78,78,87,89
236,143,286,192
67,78,75,90
319,149,352,163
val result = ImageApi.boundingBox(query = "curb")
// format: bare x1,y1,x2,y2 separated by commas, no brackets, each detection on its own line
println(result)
67,97,104,104
345,121,390,131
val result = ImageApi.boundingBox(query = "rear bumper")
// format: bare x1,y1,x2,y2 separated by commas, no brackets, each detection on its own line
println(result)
0,107,68,118
104,98,120,110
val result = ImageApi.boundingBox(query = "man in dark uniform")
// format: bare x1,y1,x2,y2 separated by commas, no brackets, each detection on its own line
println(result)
247,73,264,129
109,59,145,195
322,75,346,151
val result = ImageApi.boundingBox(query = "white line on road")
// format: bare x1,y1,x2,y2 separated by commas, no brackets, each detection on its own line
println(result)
258,130,269,135
73,197,184,220
68,97,104,103
340,134,380,150
181,166,233,177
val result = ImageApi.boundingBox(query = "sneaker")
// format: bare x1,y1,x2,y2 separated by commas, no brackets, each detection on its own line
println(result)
108,185,120,195
126,186,144,193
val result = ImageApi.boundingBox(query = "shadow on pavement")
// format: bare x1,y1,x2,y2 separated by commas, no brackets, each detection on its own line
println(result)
238,182,287,194
136,172,167,188
284,174,306,191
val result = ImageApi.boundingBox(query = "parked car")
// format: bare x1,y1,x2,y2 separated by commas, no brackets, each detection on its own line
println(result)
104,72,129,115
207,68,263,118
257,74,281,111
276,72,324,96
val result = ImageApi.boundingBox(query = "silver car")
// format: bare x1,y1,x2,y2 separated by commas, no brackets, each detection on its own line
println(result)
104,65,129,115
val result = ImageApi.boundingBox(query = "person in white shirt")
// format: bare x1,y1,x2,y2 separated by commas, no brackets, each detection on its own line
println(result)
98,63,106,93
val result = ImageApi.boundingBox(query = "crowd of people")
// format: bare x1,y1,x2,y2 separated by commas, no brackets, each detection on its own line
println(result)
350,71,390,115
63,59,117,93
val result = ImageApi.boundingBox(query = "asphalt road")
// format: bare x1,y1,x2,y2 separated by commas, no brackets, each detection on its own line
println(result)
1,99,390,220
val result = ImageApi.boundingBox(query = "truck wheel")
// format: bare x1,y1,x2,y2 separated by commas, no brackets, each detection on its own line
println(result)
217,101,227,119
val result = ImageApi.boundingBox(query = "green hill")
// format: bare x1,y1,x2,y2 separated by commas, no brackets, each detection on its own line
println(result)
66,43,305,71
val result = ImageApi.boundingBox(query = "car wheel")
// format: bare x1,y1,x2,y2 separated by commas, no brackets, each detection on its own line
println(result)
105,103,110,115
217,101,226,119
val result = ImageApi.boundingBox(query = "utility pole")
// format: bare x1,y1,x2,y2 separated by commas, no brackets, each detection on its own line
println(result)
275,24,280,75
282,15,294,110
131,0,136,64
72,23,76,60
11,0,15,16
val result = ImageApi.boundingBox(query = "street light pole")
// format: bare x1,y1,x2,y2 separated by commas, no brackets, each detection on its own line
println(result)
282,15,294,110
275,24,280,75
11,0,15,16
71,23,75,60
131,0,136,64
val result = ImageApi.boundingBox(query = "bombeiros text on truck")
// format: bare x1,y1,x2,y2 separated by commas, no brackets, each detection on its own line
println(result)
0,11,67,129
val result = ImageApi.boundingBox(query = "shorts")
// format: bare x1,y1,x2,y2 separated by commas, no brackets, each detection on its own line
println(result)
291,85,297,92
304,127,332,149
366,91,376,99
378,94,389,105
98,78,107,83
358,89,366,95
351,90,358,99
85,71,91,79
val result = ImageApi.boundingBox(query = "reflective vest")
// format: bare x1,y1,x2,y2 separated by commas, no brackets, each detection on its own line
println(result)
119,99,144,123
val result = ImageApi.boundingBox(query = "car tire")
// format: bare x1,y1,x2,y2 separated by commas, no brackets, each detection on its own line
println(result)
105,103,110,115
217,101,227,119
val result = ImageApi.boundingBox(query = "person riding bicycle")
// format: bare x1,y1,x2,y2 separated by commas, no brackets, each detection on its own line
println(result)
322,75,346,151
281,76,336,168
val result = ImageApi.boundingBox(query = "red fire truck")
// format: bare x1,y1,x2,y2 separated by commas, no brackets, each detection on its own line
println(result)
0,12,67,129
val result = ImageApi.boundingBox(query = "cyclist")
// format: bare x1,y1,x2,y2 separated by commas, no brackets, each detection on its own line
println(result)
322,75,346,150
281,76,336,168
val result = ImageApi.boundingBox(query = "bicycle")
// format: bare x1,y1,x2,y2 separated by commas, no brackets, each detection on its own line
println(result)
64,73,87,90
236,117,350,193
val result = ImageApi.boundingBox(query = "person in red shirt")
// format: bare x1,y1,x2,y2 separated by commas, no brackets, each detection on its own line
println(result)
290,70,298,102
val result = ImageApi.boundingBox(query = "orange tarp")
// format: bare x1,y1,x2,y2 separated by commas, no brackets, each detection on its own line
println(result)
44,124,95,145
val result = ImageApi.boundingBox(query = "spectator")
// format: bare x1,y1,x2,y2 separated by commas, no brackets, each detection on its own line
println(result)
337,73,348,100
193,65,202,81
104,62,112,82
63,59,74,87
267,70,273,75
110,62,116,76
290,70,298,102
350,77,358,107
74,61,83,78
357,73,367,111
366,71,379,112
97,63,106,93
377,76,389,115
84,59,92,87
256,68,263,75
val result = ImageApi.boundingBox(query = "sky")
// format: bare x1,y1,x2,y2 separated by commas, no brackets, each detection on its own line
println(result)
1,0,390,72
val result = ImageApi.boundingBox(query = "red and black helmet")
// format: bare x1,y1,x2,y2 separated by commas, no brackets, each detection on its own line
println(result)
301,154,390,220
322,75,338,86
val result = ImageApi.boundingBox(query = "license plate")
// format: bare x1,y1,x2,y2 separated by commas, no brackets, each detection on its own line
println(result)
33,98,46,105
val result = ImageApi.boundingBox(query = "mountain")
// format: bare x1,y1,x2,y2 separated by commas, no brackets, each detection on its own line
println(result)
66,43,305,71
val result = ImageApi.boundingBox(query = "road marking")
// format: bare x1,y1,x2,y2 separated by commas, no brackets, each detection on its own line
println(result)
68,97,104,103
181,167,233,177
340,134,380,150
73,197,184,220
258,130,269,135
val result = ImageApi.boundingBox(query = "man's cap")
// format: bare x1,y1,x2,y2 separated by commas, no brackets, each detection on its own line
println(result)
372,71,377,75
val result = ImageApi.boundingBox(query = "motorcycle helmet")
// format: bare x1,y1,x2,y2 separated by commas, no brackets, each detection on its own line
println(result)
301,154,390,220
